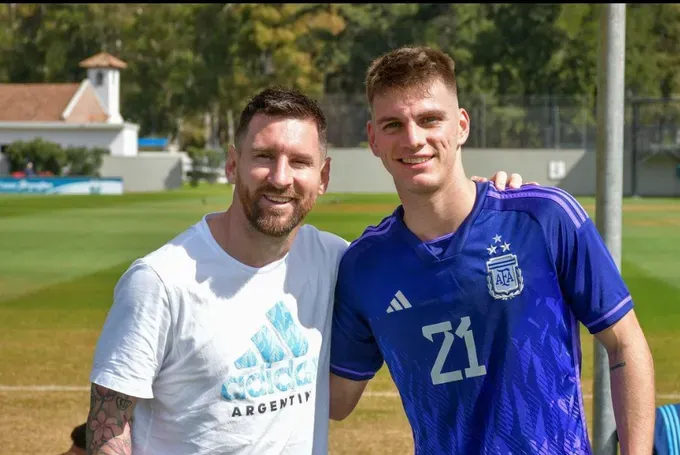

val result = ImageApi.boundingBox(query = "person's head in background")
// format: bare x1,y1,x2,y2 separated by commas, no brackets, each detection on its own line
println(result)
58,422,86,455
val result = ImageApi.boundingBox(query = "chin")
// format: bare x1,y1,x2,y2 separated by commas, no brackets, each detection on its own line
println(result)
399,176,441,194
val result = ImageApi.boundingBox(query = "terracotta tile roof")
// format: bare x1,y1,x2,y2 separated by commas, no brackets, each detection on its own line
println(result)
79,52,128,69
0,83,81,122
65,84,109,123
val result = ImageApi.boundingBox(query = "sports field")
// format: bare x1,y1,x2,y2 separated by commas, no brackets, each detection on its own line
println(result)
0,184,678,454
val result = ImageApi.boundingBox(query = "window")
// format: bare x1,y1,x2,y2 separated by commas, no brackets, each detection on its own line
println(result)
95,71,104,86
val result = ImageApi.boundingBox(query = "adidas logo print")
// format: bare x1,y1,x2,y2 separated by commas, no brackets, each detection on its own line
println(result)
221,301,318,402
386,290,412,313
234,301,308,369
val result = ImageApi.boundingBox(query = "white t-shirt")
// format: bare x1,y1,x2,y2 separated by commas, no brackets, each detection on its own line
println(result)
90,212,349,455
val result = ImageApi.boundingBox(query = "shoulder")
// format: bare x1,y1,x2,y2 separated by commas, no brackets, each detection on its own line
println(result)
292,224,350,267
338,210,400,273
119,220,206,290
483,184,590,231
297,224,350,253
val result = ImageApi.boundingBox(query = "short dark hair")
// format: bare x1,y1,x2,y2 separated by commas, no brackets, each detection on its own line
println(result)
234,87,328,153
365,46,458,105
71,422,87,449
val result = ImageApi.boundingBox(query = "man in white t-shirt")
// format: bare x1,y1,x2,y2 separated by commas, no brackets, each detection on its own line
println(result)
87,86,523,455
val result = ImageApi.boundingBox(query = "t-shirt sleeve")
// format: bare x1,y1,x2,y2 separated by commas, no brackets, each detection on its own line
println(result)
330,254,384,381
555,211,634,335
90,260,172,399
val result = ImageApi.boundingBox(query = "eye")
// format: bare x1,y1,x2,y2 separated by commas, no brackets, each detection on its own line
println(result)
383,121,401,131
291,159,313,168
421,116,439,125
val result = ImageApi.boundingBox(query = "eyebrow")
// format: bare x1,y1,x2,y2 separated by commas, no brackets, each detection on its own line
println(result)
250,146,316,162
376,109,448,125
250,147,274,154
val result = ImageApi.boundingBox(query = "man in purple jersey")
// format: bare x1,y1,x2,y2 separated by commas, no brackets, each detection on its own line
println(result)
328,45,655,454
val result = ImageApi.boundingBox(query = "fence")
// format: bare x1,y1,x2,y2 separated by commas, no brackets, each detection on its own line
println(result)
319,93,680,159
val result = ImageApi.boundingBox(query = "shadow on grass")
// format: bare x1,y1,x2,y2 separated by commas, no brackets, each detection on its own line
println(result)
0,261,134,330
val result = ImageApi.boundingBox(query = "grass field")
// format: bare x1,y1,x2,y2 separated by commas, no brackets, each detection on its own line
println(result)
0,184,678,454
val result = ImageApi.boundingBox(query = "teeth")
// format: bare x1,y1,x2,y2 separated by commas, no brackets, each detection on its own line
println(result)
265,196,292,203
402,157,430,164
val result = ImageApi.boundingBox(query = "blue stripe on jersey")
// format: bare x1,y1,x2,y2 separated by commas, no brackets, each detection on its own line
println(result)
330,363,377,378
670,405,680,454
583,295,632,330
487,184,588,228
660,406,678,455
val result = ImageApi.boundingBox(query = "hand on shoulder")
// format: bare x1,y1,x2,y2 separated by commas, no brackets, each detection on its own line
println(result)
471,171,540,190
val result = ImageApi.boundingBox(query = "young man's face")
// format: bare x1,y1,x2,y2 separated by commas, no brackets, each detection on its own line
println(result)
227,114,330,237
367,78,470,196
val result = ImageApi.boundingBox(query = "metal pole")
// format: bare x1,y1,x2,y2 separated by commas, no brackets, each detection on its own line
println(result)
594,4,626,455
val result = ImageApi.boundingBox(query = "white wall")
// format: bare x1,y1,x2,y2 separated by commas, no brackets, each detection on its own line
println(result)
111,123,138,156
0,126,135,156
326,147,680,197
101,152,183,192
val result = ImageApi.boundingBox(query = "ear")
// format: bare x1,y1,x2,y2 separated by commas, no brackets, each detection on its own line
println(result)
458,108,470,146
366,120,379,157
318,156,331,195
226,144,238,184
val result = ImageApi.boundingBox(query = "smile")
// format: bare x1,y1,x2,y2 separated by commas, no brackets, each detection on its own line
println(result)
400,157,432,164
263,195,294,204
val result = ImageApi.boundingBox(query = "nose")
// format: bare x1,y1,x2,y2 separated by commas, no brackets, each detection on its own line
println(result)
405,122,426,150
267,157,293,189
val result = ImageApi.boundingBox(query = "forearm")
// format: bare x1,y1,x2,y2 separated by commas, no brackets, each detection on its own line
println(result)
86,384,136,455
608,339,655,455
329,373,369,421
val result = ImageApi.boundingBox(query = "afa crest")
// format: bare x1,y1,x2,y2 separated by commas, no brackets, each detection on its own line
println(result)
486,253,524,300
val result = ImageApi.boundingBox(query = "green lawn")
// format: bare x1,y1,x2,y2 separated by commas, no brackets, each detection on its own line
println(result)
0,184,678,454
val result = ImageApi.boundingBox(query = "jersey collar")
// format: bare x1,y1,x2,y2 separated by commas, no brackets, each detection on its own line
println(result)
394,181,489,263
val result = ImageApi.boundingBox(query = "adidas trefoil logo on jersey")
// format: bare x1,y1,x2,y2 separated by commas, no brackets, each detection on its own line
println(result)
386,290,412,313
485,233,524,300
221,301,318,411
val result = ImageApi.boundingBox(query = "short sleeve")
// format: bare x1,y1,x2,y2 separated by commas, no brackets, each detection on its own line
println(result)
90,260,172,399
330,255,384,381
557,217,634,334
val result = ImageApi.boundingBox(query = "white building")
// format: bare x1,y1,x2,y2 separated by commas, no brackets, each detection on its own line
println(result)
0,52,139,158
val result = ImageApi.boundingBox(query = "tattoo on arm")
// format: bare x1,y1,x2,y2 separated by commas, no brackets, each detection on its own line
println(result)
116,396,133,411
610,361,626,372
86,384,137,455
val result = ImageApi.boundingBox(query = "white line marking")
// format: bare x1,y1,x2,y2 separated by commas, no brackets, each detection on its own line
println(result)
1,386,679,402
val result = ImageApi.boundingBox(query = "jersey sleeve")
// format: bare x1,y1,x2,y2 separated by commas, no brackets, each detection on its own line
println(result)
90,260,172,399
330,254,384,381
555,210,634,334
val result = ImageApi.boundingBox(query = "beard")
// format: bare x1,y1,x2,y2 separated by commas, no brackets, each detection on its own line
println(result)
235,175,316,238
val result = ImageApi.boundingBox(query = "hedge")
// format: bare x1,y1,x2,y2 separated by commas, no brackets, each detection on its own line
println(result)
2,138,107,177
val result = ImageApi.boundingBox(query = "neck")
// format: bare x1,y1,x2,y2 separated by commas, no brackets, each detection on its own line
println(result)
399,162,477,242
208,204,298,269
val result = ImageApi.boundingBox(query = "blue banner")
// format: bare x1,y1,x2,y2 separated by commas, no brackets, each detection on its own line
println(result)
0,177,123,195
